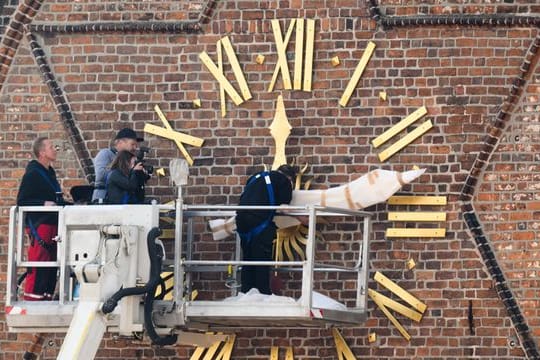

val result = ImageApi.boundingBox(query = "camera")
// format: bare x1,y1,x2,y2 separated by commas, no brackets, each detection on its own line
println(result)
135,146,154,175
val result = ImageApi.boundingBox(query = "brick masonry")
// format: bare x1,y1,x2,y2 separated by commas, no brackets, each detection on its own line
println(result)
0,0,539,359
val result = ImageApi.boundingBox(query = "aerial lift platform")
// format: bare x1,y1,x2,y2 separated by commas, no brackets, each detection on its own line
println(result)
5,187,371,358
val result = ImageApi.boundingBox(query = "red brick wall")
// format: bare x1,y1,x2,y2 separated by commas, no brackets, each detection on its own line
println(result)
0,0,538,359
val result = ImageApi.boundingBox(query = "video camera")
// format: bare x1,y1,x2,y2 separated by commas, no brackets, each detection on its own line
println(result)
135,146,154,175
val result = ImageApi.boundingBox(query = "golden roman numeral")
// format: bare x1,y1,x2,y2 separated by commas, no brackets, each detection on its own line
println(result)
199,36,251,115
144,105,204,166
369,271,427,341
269,19,316,92
190,334,235,360
339,41,376,107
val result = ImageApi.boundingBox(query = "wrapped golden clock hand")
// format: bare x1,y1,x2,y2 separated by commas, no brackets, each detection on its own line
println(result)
209,168,426,240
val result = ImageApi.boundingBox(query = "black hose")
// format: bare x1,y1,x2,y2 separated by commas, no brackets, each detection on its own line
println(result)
143,227,178,346
101,227,161,314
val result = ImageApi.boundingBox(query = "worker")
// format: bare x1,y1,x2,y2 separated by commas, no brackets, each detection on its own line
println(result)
92,127,143,203
17,136,68,300
236,164,297,294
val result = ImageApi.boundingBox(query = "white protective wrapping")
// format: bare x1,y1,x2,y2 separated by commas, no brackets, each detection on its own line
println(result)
208,168,425,240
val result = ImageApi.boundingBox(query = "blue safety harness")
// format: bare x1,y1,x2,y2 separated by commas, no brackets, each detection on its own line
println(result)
237,171,276,244
26,166,61,251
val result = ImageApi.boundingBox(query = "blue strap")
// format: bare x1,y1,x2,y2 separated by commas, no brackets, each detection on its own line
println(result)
35,166,61,193
238,172,276,243
26,218,55,252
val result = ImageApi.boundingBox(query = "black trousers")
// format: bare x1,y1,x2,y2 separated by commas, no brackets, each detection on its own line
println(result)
240,223,276,295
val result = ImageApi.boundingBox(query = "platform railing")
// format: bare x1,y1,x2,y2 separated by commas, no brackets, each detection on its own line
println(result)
176,204,372,312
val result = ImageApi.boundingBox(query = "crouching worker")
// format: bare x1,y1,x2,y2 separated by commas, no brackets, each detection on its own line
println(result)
105,150,148,204
236,164,297,295
17,137,68,301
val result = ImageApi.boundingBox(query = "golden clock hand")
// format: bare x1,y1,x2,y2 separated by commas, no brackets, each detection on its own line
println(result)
269,95,292,170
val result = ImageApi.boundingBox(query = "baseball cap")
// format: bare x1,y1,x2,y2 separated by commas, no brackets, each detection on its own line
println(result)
115,128,144,142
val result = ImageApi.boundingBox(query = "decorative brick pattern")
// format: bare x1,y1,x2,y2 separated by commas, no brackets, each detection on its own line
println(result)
0,0,44,91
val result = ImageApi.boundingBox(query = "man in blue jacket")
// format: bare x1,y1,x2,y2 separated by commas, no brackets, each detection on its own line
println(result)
236,164,297,294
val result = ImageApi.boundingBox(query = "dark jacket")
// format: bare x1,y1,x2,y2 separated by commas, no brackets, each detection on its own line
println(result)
106,169,145,204
236,171,293,232
17,160,63,225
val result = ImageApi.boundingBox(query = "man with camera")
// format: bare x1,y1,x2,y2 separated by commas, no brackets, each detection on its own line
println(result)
91,128,144,203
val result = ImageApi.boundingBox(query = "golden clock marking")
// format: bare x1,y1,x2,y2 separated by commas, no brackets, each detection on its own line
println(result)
293,18,304,90
374,272,427,314
220,36,252,102
190,334,235,360
332,328,357,360
199,35,251,112
145,105,204,166
303,19,315,91
339,41,376,107
368,271,427,341
372,106,427,148
388,195,447,205
269,19,296,92
217,39,226,117
386,228,446,238
388,211,446,222
378,119,433,162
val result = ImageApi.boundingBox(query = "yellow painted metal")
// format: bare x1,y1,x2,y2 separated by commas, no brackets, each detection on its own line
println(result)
148,105,204,165
378,91,387,101
331,56,340,66
199,51,244,106
368,332,377,343
214,335,235,360
193,98,202,108
256,54,265,64
217,39,226,118
269,95,292,170
377,120,433,162
160,228,174,239
190,345,206,360
270,347,279,360
385,228,446,238
303,19,315,91
220,36,252,101
153,105,204,147
285,347,294,360
371,106,427,148
368,290,411,341
388,195,447,205
332,328,357,360
156,168,166,177
202,337,221,360
338,41,376,107
293,18,304,90
368,289,423,322
373,271,427,314
406,258,416,270
268,19,296,92
388,212,446,221
153,271,174,300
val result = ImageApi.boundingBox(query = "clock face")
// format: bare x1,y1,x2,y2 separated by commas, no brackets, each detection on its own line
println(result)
190,17,436,351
